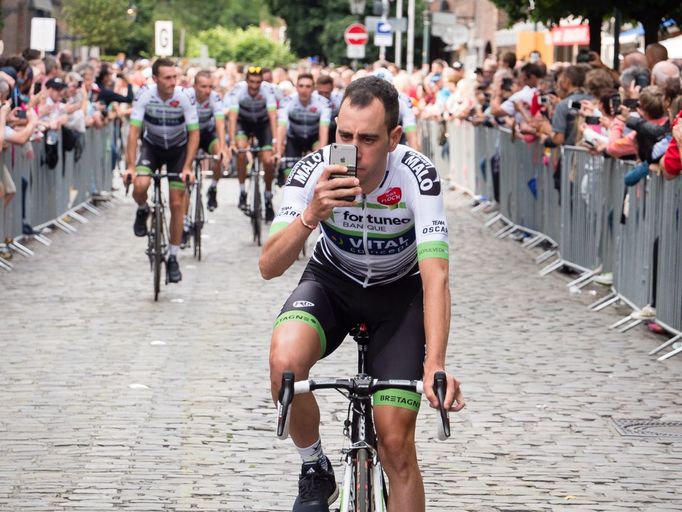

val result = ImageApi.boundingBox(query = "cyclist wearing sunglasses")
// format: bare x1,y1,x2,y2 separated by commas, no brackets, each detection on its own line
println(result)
224,66,278,218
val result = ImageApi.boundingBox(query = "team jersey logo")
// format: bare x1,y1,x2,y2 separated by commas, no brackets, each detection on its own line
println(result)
378,187,402,206
310,107,317,113
169,100,180,107
401,151,440,196
285,150,324,188
293,300,315,308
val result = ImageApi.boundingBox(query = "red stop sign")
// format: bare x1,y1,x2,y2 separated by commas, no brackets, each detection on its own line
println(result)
344,23,369,46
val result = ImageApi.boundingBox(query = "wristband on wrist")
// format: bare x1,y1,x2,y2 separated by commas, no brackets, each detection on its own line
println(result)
299,212,318,230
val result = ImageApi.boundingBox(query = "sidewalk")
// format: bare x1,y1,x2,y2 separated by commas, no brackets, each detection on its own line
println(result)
0,180,680,511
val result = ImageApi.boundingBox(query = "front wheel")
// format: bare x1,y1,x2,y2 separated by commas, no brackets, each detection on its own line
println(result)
355,449,371,512
153,207,162,301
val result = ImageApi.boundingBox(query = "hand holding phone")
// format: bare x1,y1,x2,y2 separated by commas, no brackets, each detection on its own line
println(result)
329,143,359,202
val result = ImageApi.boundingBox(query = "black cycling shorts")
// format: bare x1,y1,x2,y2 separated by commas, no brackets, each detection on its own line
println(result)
236,117,272,148
274,261,425,411
199,128,218,153
136,140,187,190
285,134,318,158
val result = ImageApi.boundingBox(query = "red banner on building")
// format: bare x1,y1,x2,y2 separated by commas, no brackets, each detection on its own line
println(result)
551,25,590,46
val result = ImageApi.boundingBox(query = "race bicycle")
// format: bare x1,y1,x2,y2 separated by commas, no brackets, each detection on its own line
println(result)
238,144,267,246
276,323,451,511
187,152,221,261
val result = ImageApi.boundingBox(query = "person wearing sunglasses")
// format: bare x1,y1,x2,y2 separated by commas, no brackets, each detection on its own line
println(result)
224,66,278,217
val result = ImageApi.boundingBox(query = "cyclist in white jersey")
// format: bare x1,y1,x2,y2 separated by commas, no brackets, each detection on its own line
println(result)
275,73,331,163
184,70,228,214
260,76,464,512
123,58,199,284
224,66,278,219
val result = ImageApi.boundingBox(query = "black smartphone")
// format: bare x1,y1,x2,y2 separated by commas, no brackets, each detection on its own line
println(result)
585,115,600,125
329,143,357,201
623,98,639,109
635,75,649,88
501,78,513,91
569,100,582,110
610,94,621,112
16,109,27,119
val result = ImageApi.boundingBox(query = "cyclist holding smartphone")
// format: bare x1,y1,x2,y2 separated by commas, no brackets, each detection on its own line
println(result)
260,76,464,512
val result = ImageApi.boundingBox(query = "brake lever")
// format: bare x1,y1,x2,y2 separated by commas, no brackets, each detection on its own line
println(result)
277,371,295,439
434,371,451,439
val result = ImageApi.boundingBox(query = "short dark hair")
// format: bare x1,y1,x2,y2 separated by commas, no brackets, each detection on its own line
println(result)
522,63,544,79
342,76,399,133
561,65,586,88
316,74,333,87
297,73,314,83
501,51,516,69
194,69,212,83
152,58,175,77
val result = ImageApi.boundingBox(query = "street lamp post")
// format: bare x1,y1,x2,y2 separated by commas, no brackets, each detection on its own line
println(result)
421,0,434,68
349,0,366,16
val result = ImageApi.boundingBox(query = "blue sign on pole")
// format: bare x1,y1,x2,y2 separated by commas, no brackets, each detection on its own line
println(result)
374,21,393,47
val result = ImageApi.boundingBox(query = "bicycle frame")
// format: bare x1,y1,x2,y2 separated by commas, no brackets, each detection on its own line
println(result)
148,170,169,301
276,324,451,511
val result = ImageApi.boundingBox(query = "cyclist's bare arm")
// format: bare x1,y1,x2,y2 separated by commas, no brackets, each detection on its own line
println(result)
182,129,200,174
125,123,141,175
228,111,238,151
259,165,360,280
268,110,277,147
419,257,464,412
276,123,287,156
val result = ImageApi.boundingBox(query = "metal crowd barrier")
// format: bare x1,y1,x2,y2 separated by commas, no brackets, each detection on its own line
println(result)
0,124,115,270
421,118,682,357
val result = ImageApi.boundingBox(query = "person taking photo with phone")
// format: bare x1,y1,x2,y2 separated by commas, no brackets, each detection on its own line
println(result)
259,76,465,512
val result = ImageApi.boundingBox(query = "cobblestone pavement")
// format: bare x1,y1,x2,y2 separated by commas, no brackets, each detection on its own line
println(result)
1,177,681,512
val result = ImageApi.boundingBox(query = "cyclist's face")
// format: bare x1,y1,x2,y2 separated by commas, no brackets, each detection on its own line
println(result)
155,65,177,96
194,76,211,101
297,79,314,101
317,83,332,99
336,97,401,188
247,75,262,95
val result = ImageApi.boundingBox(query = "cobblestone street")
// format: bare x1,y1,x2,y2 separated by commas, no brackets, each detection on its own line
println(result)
1,178,681,511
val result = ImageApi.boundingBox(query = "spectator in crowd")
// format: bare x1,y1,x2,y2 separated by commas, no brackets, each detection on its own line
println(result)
651,60,680,86
490,63,544,122
620,51,648,72
95,62,133,107
534,65,590,146
607,85,668,160
646,43,668,70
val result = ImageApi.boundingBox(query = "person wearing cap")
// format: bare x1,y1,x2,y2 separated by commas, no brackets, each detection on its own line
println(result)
38,77,69,134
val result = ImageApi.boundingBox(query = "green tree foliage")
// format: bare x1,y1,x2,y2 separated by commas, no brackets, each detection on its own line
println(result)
265,0,428,65
62,0,130,49
187,26,295,67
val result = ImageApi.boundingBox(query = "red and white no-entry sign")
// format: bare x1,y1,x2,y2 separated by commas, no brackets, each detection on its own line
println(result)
344,23,369,46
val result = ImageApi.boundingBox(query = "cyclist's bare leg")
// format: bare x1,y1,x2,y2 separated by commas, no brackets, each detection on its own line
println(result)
269,322,322,447
236,137,249,184
210,142,222,182
132,175,151,206
168,188,186,246
374,407,425,512
261,149,274,193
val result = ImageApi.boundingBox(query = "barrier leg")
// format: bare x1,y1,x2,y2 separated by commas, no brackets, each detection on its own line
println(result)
82,203,101,216
566,269,597,289
619,319,643,333
539,258,563,276
609,315,633,330
495,224,517,239
68,210,89,224
8,240,34,257
31,233,52,246
589,292,619,311
535,249,557,265
522,234,544,249
657,343,682,361
0,256,12,271
54,218,77,234
649,333,682,356
484,213,502,227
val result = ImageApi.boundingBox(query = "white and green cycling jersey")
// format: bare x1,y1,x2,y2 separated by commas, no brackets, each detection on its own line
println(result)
270,144,449,287
130,85,199,149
